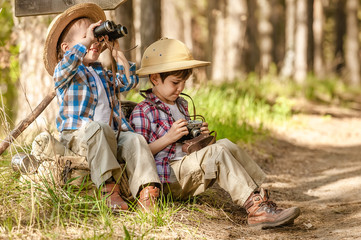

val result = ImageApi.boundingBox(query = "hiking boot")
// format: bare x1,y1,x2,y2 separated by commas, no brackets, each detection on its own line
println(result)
243,188,300,229
138,186,160,212
101,183,128,212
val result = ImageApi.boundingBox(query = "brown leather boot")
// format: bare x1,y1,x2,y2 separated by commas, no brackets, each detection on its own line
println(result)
138,186,160,212
101,183,128,212
243,188,300,229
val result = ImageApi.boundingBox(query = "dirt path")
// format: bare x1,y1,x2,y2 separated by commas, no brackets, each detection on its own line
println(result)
190,112,361,240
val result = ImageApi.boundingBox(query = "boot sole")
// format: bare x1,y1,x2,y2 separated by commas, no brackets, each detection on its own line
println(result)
249,207,301,230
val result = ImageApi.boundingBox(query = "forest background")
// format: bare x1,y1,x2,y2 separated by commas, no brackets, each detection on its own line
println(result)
1,0,361,143
1,0,361,239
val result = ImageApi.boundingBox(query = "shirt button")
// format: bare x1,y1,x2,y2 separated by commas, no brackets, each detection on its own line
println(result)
94,99,97,102
91,84,95,87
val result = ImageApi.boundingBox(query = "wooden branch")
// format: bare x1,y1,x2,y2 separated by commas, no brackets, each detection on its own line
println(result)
0,91,56,156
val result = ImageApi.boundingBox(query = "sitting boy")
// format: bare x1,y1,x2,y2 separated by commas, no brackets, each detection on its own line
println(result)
42,3,160,212
129,38,300,228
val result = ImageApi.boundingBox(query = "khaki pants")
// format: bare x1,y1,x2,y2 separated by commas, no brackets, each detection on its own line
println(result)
60,121,160,197
165,139,266,206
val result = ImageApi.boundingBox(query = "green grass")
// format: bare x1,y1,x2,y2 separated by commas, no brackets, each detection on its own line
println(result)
0,166,210,239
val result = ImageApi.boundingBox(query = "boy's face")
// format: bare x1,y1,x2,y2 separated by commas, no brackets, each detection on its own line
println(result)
62,19,101,65
151,74,187,105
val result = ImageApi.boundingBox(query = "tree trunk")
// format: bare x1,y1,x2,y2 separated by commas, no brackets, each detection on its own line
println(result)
140,0,161,55
243,0,259,73
281,0,296,78
15,15,57,143
161,0,192,48
270,0,285,69
334,0,346,74
313,0,324,78
256,0,273,76
345,0,360,86
225,0,247,81
207,0,247,83
115,0,136,62
190,1,208,83
161,0,196,84
307,0,314,72
208,0,226,83
294,0,308,83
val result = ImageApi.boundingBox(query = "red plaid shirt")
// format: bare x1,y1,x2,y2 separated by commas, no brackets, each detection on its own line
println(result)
129,89,190,183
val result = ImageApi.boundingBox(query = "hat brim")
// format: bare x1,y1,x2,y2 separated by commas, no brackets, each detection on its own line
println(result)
43,3,106,76
136,60,210,76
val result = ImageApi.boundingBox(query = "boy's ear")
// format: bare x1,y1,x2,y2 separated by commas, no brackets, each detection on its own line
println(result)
60,42,69,53
150,73,161,85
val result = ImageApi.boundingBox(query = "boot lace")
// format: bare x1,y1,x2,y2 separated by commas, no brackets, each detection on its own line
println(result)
259,200,278,211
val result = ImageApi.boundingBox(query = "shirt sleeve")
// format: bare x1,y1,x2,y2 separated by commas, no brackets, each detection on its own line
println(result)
129,104,151,142
107,61,139,93
53,43,87,89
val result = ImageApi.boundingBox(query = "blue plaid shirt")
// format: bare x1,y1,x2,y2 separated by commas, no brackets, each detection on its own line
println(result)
53,43,138,132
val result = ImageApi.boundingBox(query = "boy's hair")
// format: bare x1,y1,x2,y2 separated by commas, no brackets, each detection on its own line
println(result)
151,69,193,85
56,17,93,61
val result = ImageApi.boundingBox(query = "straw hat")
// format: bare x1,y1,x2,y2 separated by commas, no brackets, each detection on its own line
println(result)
136,38,210,76
43,3,106,75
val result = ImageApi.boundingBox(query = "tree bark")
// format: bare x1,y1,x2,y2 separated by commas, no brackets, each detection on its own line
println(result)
345,0,360,86
161,0,192,48
208,0,247,83
334,0,346,74
294,0,308,83
281,0,296,78
15,15,57,143
140,0,161,55
307,0,314,72
226,0,247,81
257,0,273,76
243,0,259,73
313,0,324,78
115,0,136,62
208,0,226,83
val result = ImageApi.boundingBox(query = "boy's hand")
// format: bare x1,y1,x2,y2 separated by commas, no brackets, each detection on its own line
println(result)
167,119,189,143
201,122,210,134
81,20,102,48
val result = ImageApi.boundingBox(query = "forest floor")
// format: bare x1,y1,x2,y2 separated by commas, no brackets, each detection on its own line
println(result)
187,103,361,240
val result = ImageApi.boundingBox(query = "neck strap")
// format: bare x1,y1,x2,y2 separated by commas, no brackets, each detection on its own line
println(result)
139,89,205,122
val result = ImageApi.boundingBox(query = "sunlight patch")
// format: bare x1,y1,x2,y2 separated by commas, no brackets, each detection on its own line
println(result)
305,176,361,202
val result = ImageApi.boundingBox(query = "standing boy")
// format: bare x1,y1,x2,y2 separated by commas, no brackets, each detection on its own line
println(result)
130,38,300,228
43,3,160,212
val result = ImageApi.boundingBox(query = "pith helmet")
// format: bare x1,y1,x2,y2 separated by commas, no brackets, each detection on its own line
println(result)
136,38,210,76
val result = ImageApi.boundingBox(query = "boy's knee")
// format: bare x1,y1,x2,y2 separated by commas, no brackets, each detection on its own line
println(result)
119,132,147,148
209,142,227,153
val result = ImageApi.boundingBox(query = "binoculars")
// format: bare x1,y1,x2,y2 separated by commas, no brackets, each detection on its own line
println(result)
94,20,128,41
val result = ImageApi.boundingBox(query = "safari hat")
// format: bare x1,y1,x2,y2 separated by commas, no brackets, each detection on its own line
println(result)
136,38,210,76
43,3,106,75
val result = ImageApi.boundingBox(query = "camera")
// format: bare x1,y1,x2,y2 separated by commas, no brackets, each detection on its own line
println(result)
94,20,128,41
177,120,203,143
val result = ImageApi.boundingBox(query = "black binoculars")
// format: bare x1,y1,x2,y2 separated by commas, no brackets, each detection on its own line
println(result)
94,20,128,41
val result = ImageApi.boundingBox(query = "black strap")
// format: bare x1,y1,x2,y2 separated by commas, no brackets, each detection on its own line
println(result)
139,89,205,122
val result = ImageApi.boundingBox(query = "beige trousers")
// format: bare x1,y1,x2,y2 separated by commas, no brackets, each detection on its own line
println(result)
165,138,266,206
60,121,160,197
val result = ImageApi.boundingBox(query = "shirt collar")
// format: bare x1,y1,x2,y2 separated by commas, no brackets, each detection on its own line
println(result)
143,88,187,107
